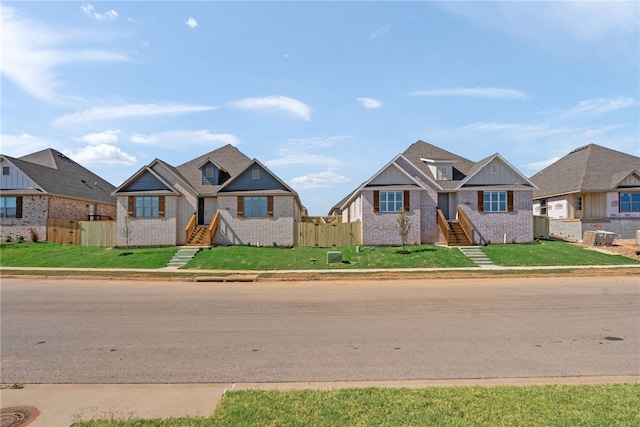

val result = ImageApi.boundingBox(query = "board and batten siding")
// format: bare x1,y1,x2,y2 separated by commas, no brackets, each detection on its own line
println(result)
464,159,528,187
122,171,169,191
0,160,40,190
223,165,287,191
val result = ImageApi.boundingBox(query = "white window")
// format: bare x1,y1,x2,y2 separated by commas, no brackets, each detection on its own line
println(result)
2,167,9,176
252,169,260,180
575,196,583,211
206,168,214,178
437,165,449,180
135,196,159,218
491,164,499,174
484,191,507,212
619,193,640,213
380,191,403,212
0,197,17,218
244,196,267,217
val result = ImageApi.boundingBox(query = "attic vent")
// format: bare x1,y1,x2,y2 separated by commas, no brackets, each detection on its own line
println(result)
569,145,589,155
55,151,76,164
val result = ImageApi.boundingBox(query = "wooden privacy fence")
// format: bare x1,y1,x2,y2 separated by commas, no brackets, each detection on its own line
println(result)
47,219,116,246
295,221,361,247
533,216,549,240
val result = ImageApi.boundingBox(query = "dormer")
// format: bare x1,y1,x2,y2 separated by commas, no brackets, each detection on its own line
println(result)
421,158,457,181
200,159,229,185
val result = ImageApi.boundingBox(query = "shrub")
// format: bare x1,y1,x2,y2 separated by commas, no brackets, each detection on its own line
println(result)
5,235,12,243
29,228,39,243
17,235,25,243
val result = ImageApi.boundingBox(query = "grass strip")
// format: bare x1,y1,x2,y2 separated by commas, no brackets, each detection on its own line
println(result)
71,384,640,426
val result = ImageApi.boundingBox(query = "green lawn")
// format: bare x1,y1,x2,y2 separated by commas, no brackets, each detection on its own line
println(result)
1,240,637,270
0,243,176,268
71,384,640,426
184,244,476,270
482,240,640,266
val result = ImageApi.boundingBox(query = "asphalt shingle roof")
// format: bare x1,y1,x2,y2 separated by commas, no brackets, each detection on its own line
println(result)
530,144,640,199
175,144,252,195
2,149,116,204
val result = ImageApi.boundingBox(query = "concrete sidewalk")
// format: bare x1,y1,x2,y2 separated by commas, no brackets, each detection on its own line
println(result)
2,376,639,426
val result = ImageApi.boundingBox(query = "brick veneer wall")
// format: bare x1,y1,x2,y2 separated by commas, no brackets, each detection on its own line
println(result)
458,190,534,244
0,195,47,243
213,195,296,246
361,190,422,245
115,196,178,246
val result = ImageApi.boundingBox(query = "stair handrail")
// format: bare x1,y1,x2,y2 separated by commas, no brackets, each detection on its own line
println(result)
206,211,220,246
436,208,451,244
456,206,474,245
185,212,197,243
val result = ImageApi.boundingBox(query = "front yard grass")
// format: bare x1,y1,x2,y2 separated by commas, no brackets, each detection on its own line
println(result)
0,243,176,268
183,244,475,270
482,240,640,266
71,384,640,426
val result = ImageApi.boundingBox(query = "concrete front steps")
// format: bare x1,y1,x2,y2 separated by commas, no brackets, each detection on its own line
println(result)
166,247,204,268
458,246,495,267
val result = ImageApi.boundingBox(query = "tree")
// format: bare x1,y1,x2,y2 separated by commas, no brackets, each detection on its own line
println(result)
120,215,133,255
396,209,412,254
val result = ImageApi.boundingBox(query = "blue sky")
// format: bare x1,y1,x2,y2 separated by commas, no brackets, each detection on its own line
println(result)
1,1,638,215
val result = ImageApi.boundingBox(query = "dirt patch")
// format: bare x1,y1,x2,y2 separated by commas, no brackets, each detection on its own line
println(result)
575,239,640,260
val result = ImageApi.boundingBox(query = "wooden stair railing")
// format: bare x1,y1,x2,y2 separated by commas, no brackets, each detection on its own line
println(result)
436,208,451,245
185,211,220,246
456,206,474,246
185,212,197,244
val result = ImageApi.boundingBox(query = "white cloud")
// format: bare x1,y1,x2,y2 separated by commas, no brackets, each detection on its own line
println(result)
370,24,390,39
357,97,383,109
289,169,350,189
140,41,150,48
0,5,130,102
410,87,527,100
522,157,561,171
130,130,239,147
63,144,136,165
81,4,118,21
0,133,53,157
542,98,636,116
265,154,340,168
74,129,121,145
230,96,311,121
186,17,198,29
54,103,216,125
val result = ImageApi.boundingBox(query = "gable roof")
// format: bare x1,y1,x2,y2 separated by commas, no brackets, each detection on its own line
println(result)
219,159,299,196
1,148,116,204
457,153,538,190
402,140,475,190
176,144,252,195
530,144,640,199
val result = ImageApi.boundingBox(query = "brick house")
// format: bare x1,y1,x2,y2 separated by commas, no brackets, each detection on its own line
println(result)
112,144,305,247
331,140,537,245
0,148,117,243
530,144,640,239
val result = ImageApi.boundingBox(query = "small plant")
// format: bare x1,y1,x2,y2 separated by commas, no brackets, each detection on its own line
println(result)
5,235,12,243
273,242,277,247
396,209,412,254
29,228,39,243
17,235,25,243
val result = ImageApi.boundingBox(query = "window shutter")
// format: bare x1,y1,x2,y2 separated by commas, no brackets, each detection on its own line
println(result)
403,190,410,212
478,191,484,212
127,196,135,218
267,196,274,217
158,196,165,218
373,191,379,213
507,191,514,212
237,196,244,218
16,196,23,219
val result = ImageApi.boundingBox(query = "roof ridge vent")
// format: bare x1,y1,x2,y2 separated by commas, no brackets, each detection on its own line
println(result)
568,145,590,155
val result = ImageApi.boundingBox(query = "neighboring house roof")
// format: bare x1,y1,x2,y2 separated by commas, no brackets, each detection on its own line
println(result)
331,140,535,213
530,144,640,199
1,148,116,205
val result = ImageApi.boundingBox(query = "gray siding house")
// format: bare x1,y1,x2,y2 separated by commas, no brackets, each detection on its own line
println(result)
0,148,117,242
530,144,640,239
332,141,537,245
113,144,304,247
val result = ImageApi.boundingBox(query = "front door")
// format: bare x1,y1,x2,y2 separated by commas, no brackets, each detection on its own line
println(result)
438,193,450,220
197,198,205,225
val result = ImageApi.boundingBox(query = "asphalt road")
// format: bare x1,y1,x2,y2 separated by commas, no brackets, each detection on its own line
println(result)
1,276,638,384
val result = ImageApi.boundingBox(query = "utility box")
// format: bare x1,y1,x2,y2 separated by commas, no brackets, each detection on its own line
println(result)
327,251,342,263
583,230,615,246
